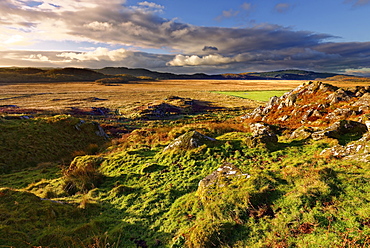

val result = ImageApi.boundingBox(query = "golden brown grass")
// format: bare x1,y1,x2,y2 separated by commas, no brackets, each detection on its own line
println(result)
0,79,368,111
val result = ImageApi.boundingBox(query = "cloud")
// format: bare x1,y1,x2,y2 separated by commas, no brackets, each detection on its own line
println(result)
202,46,218,52
138,1,164,9
0,0,370,75
84,22,113,31
344,0,370,6
56,47,130,61
167,54,237,66
241,3,252,10
215,9,240,21
27,54,50,62
274,3,292,13
0,48,171,69
344,68,370,76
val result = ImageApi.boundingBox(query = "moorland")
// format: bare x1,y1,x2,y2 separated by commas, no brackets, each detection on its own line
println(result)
1,67,370,247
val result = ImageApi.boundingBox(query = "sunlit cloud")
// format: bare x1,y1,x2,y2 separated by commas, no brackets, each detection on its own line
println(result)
56,47,130,61
168,54,237,66
138,1,164,9
84,22,113,31
344,68,370,76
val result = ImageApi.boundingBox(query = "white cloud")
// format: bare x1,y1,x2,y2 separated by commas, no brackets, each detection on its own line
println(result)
25,54,51,62
56,47,130,61
84,22,113,31
138,1,164,9
167,54,236,66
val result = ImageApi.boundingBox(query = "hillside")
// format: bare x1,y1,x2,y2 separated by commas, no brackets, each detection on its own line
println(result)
98,67,347,80
1,81,370,247
1,67,367,83
0,67,107,83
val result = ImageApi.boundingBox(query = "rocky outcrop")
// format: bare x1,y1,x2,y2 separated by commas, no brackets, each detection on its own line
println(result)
289,126,315,140
320,132,370,161
131,96,214,119
163,131,219,152
312,120,368,141
242,81,370,129
245,122,278,148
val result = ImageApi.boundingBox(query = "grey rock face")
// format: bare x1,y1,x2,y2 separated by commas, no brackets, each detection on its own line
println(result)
320,132,370,161
290,126,315,140
163,131,218,152
312,120,368,140
246,122,278,148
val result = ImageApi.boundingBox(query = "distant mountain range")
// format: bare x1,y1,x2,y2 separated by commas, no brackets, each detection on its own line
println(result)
0,67,367,83
96,67,342,80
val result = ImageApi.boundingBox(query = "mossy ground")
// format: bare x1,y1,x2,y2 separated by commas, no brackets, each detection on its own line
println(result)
1,86,370,247
2,120,370,247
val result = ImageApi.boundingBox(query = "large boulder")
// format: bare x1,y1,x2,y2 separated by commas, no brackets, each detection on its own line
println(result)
312,120,368,141
245,122,278,148
163,131,219,152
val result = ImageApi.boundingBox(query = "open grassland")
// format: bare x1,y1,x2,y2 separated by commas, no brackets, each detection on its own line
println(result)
1,79,369,111
1,79,370,247
214,90,288,102
0,80,306,110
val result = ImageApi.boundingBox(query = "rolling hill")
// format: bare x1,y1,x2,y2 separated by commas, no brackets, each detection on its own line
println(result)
0,66,368,83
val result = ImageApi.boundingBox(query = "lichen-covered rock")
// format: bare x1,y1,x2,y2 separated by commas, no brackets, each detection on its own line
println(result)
320,132,370,161
163,131,218,152
249,122,277,136
353,93,370,107
326,89,352,104
289,126,315,140
284,93,298,107
197,163,250,196
245,122,278,148
312,120,368,140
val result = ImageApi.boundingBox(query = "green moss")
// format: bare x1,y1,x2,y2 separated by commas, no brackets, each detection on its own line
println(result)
1,105,370,247
0,116,107,173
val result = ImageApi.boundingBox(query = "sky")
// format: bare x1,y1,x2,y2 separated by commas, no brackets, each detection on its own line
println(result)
1,0,370,75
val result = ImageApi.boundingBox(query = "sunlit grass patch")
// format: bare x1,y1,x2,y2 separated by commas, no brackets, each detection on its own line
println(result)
214,90,288,102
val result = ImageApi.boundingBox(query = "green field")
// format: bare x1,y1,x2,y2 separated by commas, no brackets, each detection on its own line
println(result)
214,90,288,101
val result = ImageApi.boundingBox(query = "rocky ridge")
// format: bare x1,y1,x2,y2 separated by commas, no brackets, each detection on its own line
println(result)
242,81,370,160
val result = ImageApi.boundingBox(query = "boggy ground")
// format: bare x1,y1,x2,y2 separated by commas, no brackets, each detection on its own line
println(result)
1,79,370,247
